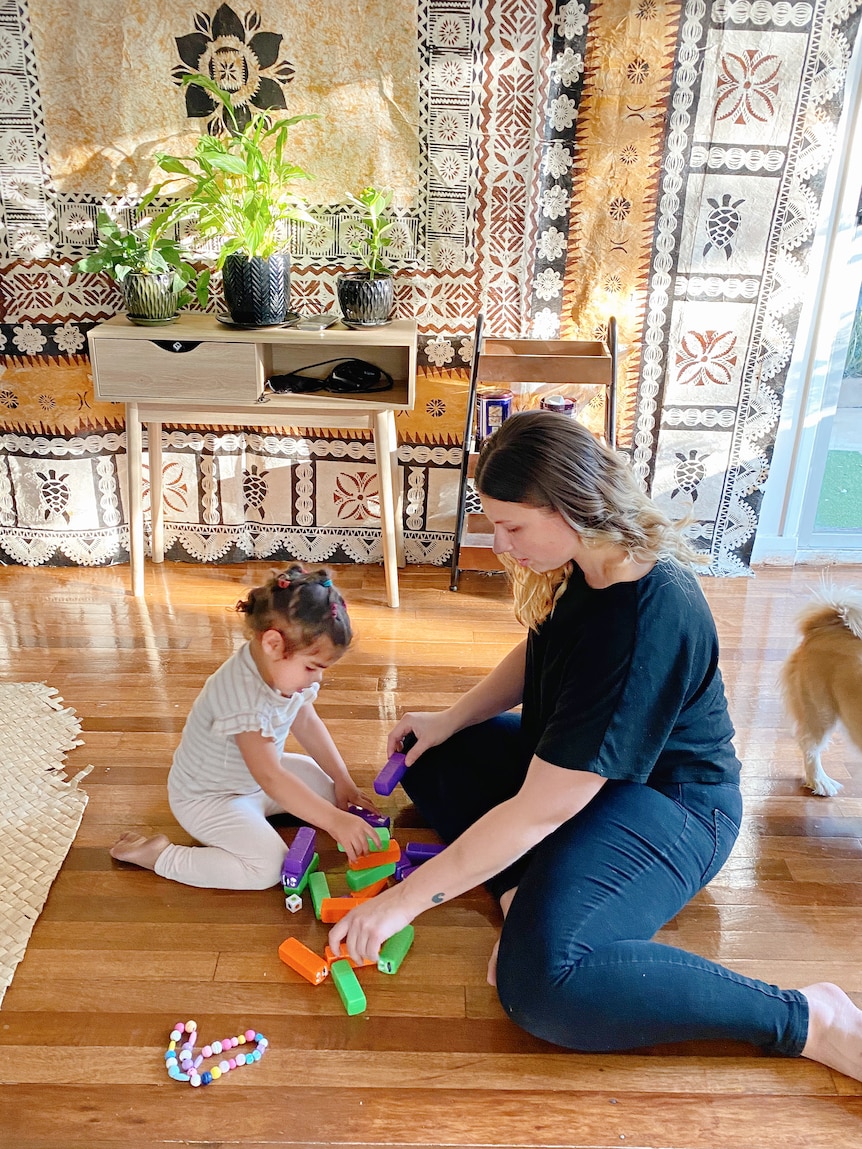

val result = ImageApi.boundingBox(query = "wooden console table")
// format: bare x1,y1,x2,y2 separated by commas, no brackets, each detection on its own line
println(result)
87,314,417,608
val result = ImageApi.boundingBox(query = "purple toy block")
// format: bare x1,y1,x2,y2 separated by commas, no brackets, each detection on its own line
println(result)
347,803,391,830
373,752,407,796
373,732,417,797
281,826,316,887
405,842,446,864
394,859,416,882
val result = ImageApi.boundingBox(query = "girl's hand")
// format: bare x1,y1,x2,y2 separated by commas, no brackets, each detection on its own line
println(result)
333,777,380,815
328,888,413,964
332,811,381,863
387,710,457,764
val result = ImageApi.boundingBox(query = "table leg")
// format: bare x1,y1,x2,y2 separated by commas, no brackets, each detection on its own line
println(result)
147,421,164,564
373,410,400,608
126,403,144,597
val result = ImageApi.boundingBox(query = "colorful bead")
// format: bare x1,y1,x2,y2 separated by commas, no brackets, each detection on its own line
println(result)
210,1066,221,1080
219,1060,230,1074
190,1074,201,1087
211,1041,222,1055
244,1029,256,1041
228,1058,237,1070
170,1030,182,1042
202,1045,212,1059
200,1071,213,1086
236,1053,246,1066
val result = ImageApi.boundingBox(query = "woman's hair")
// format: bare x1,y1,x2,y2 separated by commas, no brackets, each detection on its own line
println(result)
235,565,351,655
473,411,701,629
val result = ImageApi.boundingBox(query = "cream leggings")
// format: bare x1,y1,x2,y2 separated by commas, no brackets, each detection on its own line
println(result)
155,754,335,890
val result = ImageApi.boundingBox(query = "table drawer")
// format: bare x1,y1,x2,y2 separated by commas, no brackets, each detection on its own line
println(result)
90,336,262,402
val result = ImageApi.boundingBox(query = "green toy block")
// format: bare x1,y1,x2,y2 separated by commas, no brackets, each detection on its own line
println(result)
378,924,415,974
288,852,319,896
337,826,391,852
330,958,367,1015
308,870,331,920
345,862,396,892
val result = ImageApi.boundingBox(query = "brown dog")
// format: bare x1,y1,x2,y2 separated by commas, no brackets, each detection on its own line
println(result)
780,588,862,796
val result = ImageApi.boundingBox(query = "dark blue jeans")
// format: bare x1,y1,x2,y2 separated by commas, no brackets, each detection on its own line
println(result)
402,713,808,1055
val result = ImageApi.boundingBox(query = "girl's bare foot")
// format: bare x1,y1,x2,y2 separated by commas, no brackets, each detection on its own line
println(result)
801,982,862,1082
110,831,170,871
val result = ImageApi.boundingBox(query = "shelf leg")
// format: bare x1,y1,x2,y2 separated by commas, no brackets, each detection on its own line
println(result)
147,421,164,564
126,403,145,598
374,410,400,608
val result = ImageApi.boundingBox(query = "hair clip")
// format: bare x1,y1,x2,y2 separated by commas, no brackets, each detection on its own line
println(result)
276,576,290,589
330,603,339,618
321,578,333,587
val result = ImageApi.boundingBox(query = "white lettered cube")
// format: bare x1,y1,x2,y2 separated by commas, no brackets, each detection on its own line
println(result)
284,893,303,914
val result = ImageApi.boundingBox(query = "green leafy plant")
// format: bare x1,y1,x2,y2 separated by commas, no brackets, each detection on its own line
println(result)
144,74,318,305
345,186,394,278
72,209,197,301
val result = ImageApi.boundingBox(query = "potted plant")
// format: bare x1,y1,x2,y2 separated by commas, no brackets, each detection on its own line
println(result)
145,74,317,327
337,186,396,327
72,209,197,326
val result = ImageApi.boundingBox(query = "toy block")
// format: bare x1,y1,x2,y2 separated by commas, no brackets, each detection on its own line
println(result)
347,803,391,830
345,862,397,892
348,840,401,871
373,752,407,796
307,870,331,920
338,826,391,852
281,827,316,887
284,893,302,913
278,936,328,985
324,944,376,969
373,732,417,796
320,896,370,923
283,852,319,896
350,877,389,898
330,959,367,1015
394,860,416,882
405,841,446,864
378,924,415,974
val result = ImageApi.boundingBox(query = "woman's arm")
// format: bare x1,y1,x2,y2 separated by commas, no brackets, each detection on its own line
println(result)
235,730,378,861
388,638,528,762
328,755,606,960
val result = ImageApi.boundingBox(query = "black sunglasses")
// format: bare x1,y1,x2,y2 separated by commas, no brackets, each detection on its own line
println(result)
266,358,393,395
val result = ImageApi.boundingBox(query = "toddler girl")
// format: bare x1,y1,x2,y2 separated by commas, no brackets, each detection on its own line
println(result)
110,565,379,889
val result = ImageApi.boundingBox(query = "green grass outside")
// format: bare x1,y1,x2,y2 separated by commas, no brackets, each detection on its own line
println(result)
814,449,862,530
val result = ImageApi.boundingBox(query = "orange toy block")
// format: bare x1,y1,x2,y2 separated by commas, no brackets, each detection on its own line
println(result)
348,841,402,871
278,936,328,985
350,877,389,898
324,943,376,969
320,896,369,923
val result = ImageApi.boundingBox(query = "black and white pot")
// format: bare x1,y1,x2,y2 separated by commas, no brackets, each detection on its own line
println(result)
121,272,181,326
336,271,394,327
222,251,291,326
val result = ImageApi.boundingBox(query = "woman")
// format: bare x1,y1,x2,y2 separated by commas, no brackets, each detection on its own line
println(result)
329,410,862,1079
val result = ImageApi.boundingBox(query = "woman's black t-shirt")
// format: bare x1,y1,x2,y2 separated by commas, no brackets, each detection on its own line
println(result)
521,560,740,786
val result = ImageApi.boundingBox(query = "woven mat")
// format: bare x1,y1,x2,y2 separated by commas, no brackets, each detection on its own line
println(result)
0,683,91,1007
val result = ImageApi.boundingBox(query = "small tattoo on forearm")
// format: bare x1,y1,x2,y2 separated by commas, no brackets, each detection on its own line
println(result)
431,892,444,904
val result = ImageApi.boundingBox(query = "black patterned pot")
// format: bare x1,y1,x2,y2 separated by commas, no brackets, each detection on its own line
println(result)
222,251,291,326
121,272,181,326
336,272,394,326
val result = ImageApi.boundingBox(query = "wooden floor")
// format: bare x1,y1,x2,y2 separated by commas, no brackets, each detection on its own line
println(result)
1,559,862,1148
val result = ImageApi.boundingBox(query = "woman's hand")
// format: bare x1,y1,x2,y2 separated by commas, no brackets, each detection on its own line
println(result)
328,887,413,964
330,811,381,863
387,710,458,764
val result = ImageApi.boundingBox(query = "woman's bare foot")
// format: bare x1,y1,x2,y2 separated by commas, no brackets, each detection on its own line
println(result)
110,831,170,871
487,887,518,987
801,982,862,1082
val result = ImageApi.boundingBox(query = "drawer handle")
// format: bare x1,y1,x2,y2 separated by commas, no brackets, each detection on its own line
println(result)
151,340,202,353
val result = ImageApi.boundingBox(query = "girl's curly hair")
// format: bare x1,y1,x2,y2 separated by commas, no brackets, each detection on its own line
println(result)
235,565,351,654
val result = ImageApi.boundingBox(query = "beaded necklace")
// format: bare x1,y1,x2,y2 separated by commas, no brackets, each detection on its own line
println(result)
164,1019,268,1087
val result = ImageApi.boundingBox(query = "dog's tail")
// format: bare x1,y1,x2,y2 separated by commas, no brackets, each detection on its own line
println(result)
798,581,862,640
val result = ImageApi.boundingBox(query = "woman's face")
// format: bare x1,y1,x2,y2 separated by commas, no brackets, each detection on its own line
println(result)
481,496,580,573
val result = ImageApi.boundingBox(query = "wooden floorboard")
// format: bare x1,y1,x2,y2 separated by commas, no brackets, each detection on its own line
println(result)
0,558,861,1147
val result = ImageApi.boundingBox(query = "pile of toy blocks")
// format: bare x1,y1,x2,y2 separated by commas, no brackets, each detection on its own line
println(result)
276,809,444,1016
